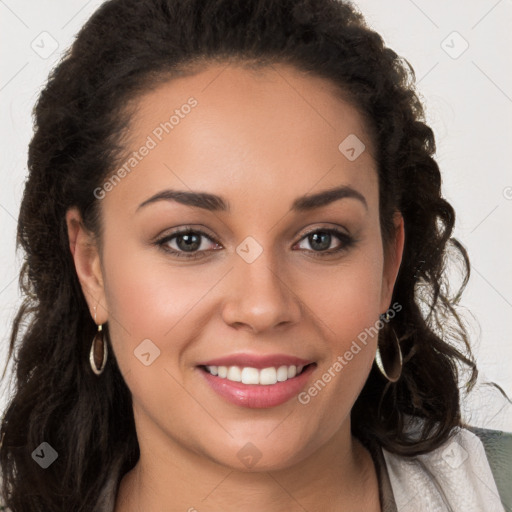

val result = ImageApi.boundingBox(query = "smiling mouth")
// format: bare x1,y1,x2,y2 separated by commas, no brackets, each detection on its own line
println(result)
198,363,316,386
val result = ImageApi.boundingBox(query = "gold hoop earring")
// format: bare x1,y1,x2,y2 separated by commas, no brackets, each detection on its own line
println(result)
90,307,108,375
375,312,402,383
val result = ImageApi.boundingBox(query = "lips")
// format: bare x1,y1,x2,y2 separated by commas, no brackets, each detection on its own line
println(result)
196,352,317,408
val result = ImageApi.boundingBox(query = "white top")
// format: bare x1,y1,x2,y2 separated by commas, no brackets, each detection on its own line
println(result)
383,425,505,512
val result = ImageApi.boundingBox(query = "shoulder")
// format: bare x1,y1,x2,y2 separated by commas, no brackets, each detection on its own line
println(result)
382,421,511,512
466,425,512,512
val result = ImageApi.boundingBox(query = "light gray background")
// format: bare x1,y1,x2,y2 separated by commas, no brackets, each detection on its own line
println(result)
1,0,511,429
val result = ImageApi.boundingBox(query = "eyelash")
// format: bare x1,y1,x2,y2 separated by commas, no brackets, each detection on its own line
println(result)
155,226,356,260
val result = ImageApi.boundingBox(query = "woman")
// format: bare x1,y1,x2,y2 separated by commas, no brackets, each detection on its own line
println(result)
0,0,510,510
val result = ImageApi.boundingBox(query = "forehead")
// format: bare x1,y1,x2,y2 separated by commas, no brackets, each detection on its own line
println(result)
102,62,378,216
128,61,372,150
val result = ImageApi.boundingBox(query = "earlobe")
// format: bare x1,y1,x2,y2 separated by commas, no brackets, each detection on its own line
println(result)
65,207,108,324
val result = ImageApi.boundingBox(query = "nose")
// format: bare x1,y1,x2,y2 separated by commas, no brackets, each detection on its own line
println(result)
221,245,302,333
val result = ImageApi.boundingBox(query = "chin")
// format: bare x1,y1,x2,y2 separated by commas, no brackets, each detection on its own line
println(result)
203,437,319,474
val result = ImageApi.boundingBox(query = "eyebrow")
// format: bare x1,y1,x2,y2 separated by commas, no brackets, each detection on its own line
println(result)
137,184,367,213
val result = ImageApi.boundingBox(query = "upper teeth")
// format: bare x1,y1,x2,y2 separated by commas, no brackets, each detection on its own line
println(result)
205,365,304,385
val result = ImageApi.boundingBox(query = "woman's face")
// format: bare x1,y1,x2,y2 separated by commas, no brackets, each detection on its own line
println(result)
68,62,403,471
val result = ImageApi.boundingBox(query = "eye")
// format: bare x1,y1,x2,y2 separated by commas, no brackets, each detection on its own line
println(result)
156,228,221,259
294,227,355,256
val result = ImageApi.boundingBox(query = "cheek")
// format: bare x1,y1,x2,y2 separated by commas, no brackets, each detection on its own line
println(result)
309,241,385,344
101,230,212,334
297,239,384,407
100,247,209,416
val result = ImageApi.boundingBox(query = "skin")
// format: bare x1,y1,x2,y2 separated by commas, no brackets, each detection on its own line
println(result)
66,62,404,512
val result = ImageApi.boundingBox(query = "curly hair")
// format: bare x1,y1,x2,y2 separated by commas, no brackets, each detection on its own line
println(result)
0,0,478,509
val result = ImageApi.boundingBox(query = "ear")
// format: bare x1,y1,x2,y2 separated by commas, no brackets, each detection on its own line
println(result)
380,211,405,314
65,207,108,325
